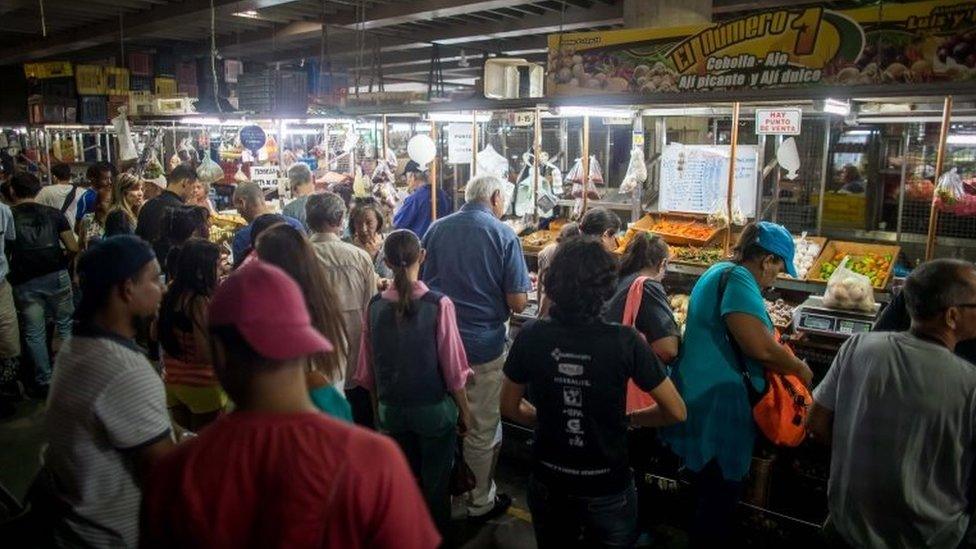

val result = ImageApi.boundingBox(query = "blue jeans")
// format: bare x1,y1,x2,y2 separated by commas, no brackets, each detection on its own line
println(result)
13,270,74,386
528,474,638,548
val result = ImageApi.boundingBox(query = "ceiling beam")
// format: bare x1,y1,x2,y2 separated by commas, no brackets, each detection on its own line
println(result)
0,0,300,65
215,0,546,57
347,35,547,72
247,3,622,64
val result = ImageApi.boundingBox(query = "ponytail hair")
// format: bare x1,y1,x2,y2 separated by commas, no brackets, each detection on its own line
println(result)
731,222,768,263
383,229,423,318
619,232,669,278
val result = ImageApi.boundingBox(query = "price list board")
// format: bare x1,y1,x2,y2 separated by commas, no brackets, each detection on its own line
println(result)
659,144,758,217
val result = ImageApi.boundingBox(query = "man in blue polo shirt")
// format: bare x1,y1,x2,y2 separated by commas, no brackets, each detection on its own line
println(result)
421,174,531,522
393,161,451,238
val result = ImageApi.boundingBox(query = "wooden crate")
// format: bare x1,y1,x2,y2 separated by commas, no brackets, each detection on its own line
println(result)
154,77,177,95
778,235,828,280
105,67,130,95
807,240,900,289
24,61,73,79
632,213,724,247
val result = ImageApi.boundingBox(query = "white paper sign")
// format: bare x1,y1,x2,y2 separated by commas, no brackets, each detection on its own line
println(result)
755,107,802,135
250,165,280,189
447,124,473,165
659,144,758,217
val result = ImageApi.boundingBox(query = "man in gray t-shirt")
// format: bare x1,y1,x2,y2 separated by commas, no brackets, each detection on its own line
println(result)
809,259,976,548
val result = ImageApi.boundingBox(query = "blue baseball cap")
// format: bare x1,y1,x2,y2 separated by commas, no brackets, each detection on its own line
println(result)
756,221,797,277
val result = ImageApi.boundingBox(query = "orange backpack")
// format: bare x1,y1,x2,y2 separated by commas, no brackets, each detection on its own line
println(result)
622,276,657,413
718,267,810,447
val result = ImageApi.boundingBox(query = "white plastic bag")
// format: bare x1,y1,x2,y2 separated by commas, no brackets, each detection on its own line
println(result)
477,145,509,180
112,111,138,161
619,146,646,194
196,154,224,184
936,167,964,206
822,257,874,312
567,156,605,199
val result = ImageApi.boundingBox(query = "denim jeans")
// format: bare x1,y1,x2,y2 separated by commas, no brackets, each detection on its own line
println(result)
528,474,638,548
13,270,74,386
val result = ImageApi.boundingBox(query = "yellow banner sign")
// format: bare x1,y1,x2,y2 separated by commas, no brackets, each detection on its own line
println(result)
547,0,976,96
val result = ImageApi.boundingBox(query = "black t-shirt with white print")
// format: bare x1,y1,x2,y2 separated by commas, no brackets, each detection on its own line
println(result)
504,317,667,496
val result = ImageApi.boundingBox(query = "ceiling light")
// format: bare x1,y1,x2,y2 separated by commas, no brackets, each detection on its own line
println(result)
233,10,260,19
947,134,976,145
823,98,851,116
549,106,635,119
427,112,490,123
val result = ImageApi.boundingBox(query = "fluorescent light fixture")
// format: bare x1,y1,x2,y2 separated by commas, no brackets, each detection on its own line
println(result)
179,117,223,125
284,128,321,136
551,106,634,119
389,123,431,132
947,134,976,145
823,98,851,116
843,130,873,136
427,112,491,123
233,10,259,18
304,117,354,124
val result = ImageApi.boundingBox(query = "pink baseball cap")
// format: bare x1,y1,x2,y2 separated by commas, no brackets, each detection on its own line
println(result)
209,260,333,360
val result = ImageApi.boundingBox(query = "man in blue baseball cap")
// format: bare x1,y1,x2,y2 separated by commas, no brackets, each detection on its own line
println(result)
661,220,811,547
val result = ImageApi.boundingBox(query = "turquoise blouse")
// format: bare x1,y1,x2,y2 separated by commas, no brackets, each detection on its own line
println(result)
309,384,353,423
661,262,770,481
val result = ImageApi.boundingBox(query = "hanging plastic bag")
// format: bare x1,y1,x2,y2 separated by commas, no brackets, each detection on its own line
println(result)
143,152,165,180
476,145,509,180
619,146,647,194
567,156,605,200
352,166,369,198
935,167,964,207
196,154,225,184
822,257,875,312
112,111,138,161
234,165,249,183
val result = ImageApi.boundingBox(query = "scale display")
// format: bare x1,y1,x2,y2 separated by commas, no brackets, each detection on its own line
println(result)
795,296,878,339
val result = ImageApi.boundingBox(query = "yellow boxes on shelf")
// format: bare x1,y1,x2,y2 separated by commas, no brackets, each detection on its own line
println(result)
75,65,107,95
24,61,73,79
128,91,155,116
105,67,130,95
154,77,177,96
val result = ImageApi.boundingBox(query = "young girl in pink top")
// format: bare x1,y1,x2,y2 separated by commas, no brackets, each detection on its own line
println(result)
355,229,473,535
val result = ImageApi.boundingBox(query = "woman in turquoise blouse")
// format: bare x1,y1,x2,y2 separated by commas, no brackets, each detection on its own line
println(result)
662,222,812,546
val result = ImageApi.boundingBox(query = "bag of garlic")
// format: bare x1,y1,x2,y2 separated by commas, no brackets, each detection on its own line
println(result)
822,257,875,312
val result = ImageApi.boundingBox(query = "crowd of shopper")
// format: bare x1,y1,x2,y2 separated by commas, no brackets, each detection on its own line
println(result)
1,157,975,549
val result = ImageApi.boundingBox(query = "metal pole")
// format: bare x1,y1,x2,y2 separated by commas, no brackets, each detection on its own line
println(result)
430,122,438,221
756,134,766,221
895,129,910,239
471,111,478,178
382,114,388,156
582,115,590,215
925,95,953,261
772,134,783,223
816,118,831,236
723,102,741,254
533,107,541,220
43,129,52,185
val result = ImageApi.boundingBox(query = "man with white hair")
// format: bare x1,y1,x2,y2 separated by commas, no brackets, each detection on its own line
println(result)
421,174,532,522
282,162,315,229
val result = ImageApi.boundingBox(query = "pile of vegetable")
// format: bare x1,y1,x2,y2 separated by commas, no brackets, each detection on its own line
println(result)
791,235,821,279
765,299,795,328
669,294,689,334
817,252,892,288
669,246,725,266
650,220,716,242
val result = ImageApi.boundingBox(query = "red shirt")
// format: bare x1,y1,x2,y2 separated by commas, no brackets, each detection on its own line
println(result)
141,411,440,549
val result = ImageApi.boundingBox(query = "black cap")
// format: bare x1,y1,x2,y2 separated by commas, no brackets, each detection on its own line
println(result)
402,160,423,176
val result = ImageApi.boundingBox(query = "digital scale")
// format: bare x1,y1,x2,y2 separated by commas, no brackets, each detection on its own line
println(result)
794,296,880,339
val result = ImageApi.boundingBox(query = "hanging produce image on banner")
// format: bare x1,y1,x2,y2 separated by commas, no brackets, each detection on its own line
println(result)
547,0,976,96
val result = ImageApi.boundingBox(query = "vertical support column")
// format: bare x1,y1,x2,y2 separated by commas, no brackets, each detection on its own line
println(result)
430,122,438,221
381,115,388,156
471,110,478,177
925,95,953,261
723,102,740,254
533,106,542,220
582,115,590,214
816,119,831,236
755,134,766,222
895,129,910,239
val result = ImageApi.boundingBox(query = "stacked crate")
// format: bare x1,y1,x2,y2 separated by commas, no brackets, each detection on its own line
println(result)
25,61,77,123
105,67,130,117
176,62,198,98
238,69,308,115
75,65,109,124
